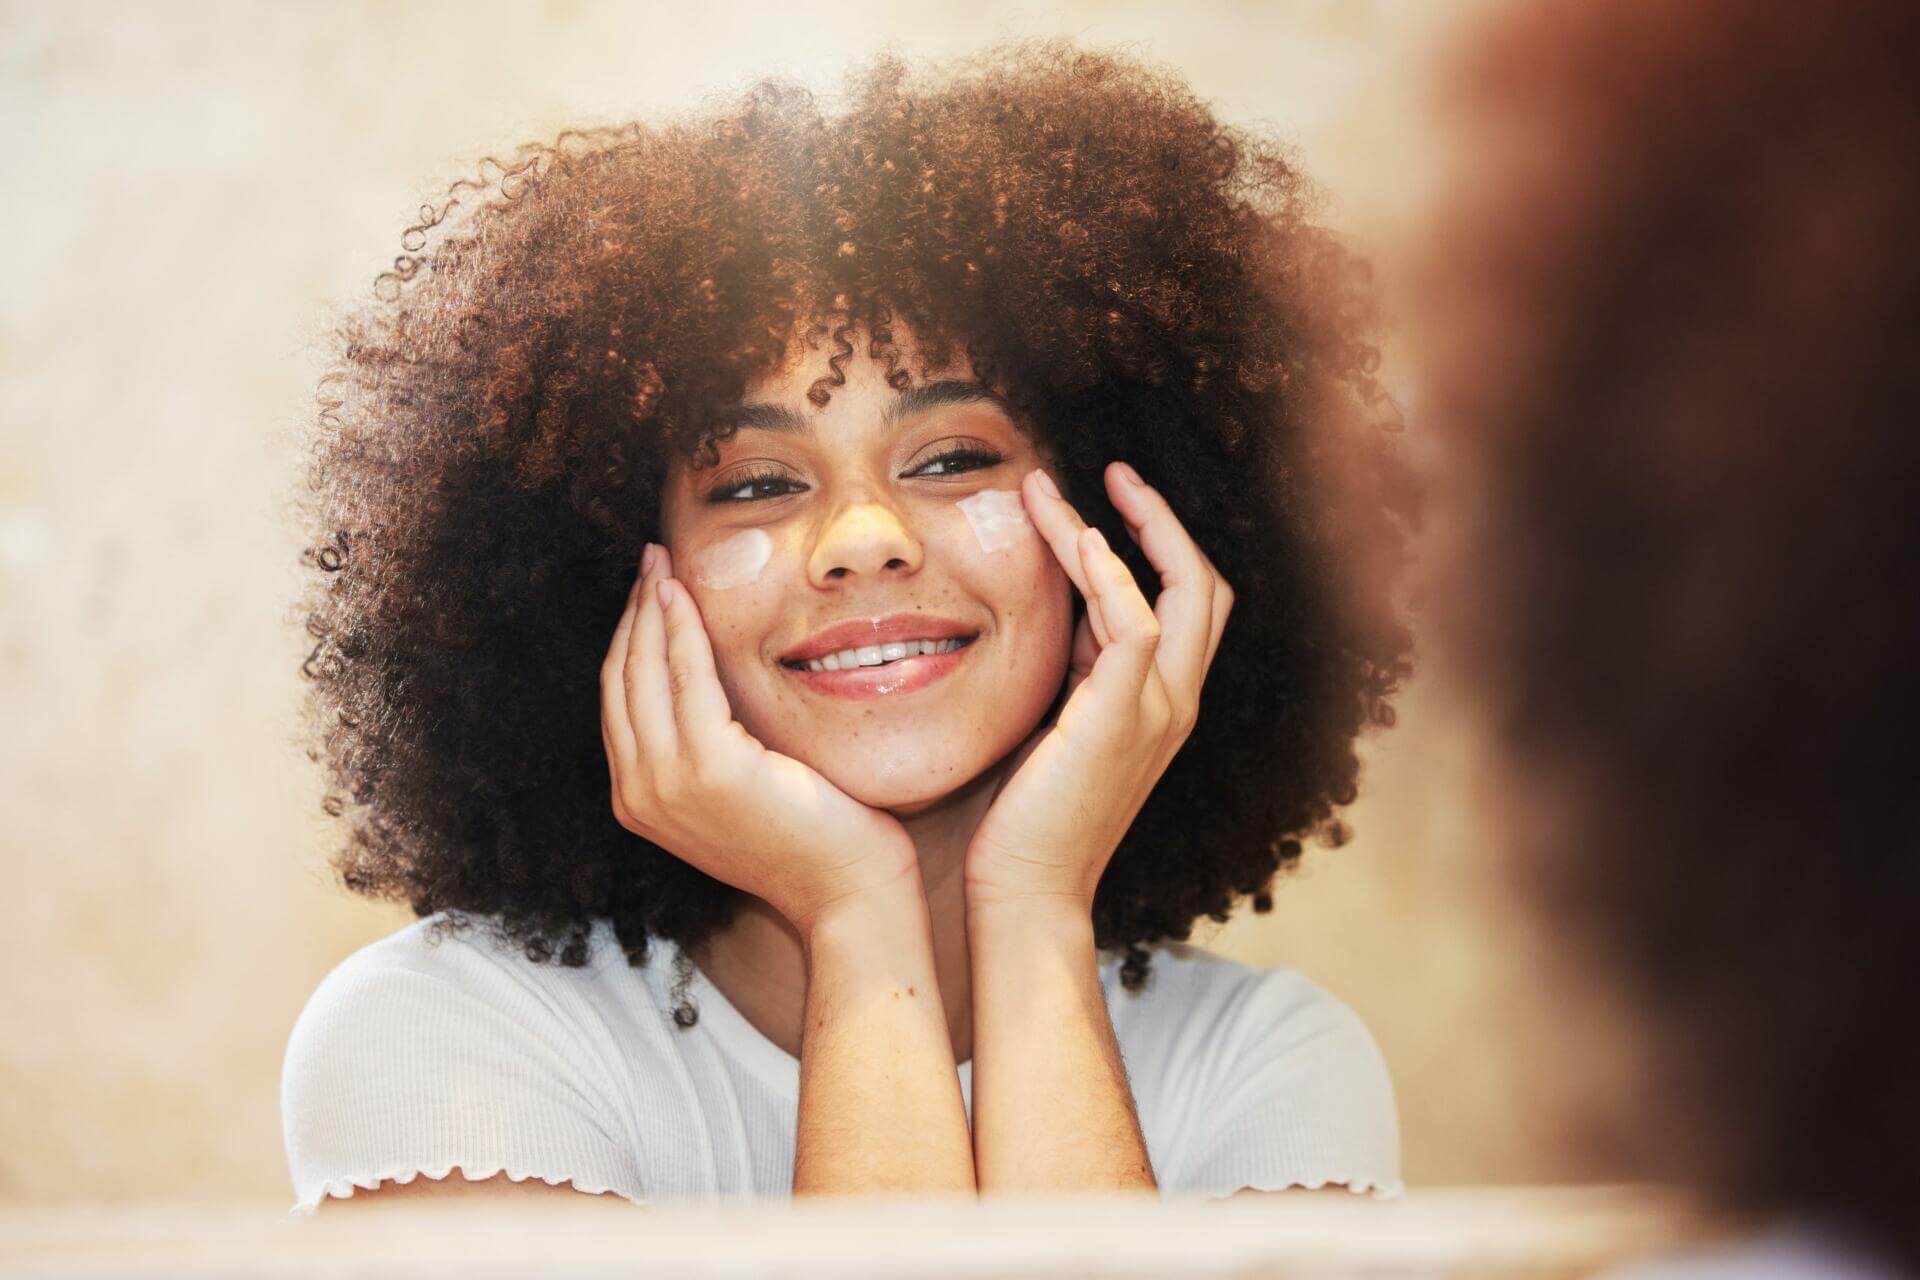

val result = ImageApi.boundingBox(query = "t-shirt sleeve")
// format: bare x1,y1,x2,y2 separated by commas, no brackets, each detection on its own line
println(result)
1164,968,1403,1200
279,934,648,1216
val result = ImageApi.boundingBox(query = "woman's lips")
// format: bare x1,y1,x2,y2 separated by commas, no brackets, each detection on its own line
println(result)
782,637,976,700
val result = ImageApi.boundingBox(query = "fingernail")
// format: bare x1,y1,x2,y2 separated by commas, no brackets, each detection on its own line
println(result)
1086,527,1109,553
1034,469,1061,500
1115,460,1144,487
656,578,675,607
641,543,658,575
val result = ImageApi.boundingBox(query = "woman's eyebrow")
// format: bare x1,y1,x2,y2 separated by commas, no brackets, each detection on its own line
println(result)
720,380,1017,437
882,380,1017,431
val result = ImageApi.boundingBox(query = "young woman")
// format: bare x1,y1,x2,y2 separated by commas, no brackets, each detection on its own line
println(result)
280,38,1412,1212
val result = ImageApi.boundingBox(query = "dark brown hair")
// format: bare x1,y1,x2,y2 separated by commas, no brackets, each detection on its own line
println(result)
291,39,1412,998
1428,1,1919,1265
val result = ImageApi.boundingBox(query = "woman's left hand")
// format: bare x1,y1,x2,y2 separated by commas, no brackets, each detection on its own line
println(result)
963,460,1234,912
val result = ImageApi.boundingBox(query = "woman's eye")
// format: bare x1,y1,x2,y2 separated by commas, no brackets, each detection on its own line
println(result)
910,447,1004,478
706,448,1003,502
708,469,802,504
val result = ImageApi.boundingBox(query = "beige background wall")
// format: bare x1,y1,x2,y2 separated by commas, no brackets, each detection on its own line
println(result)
1,0,1609,1207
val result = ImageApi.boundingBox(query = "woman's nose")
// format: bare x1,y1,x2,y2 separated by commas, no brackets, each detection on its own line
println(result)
808,500,924,585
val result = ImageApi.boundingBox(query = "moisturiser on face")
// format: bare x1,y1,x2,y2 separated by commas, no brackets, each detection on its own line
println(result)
956,488,1033,554
692,527,773,589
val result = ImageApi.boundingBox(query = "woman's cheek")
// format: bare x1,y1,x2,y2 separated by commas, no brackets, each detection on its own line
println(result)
948,486,1063,593
943,492,1074,746
954,487,1034,555
941,490,1072,653
951,488,1068,606
689,527,773,590
676,527,786,708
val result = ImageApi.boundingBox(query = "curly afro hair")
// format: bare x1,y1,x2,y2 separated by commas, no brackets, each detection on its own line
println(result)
290,38,1413,1003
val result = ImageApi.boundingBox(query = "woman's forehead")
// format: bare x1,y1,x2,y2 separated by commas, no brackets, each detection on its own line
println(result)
739,313,974,402
722,378,1022,443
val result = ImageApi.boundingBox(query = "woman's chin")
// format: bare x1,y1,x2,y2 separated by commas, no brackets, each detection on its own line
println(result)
812,750,1000,814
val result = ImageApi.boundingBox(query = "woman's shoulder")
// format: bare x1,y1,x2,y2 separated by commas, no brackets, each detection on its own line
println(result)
290,915,476,1035
281,913,657,1215
302,912,549,997
1105,942,1402,1197
285,912,667,1075
301,911,642,998
1106,941,1380,1051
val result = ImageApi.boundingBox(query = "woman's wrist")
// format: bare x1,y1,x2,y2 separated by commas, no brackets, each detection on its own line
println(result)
799,857,934,968
965,890,1099,961
963,878,1096,931
777,831,920,938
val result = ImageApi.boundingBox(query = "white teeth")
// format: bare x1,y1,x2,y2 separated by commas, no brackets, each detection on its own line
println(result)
799,637,968,673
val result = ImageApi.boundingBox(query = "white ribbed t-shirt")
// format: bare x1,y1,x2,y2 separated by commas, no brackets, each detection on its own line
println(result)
279,912,1402,1216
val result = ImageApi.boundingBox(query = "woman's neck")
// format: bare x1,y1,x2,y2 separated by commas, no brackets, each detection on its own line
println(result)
687,753,1012,1066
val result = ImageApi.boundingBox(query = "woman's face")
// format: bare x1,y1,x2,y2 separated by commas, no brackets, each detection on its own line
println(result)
657,319,1075,812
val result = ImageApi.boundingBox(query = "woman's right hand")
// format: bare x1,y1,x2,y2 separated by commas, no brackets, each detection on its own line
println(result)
599,542,921,935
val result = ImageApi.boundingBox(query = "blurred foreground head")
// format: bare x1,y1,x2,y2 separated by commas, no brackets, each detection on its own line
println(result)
1418,0,1918,1265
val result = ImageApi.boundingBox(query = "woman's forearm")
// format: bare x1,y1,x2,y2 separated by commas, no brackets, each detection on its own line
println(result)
793,869,975,1194
967,896,1156,1192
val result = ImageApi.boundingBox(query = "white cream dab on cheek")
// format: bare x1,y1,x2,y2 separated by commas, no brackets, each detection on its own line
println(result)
692,527,773,589
956,488,1033,554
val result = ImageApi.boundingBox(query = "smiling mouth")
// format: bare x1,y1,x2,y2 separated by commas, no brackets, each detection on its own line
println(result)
780,634,978,674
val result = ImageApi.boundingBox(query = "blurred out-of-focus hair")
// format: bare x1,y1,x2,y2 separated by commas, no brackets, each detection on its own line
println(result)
1424,0,1918,1267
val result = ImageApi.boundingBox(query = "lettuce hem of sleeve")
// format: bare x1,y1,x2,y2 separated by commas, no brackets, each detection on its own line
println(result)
1175,1173,1407,1202
283,1161,647,1219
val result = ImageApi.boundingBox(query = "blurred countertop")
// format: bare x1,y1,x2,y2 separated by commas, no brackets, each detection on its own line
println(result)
0,1185,1711,1278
